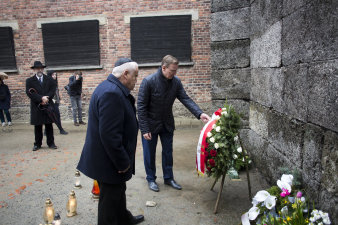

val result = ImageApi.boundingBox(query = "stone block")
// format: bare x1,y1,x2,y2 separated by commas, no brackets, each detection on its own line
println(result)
250,0,282,35
251,68,283,110
321,130,338,194
251,21,282,68
211,0,250,12
282,0,312,17
308,60,338,132
302,123,324,194
211,68,250,99
318,190,337,223
249,102,269,138
282,0,338,65
211,7,250,41
283,64,309,121
267,111,305,168
211,39,250,70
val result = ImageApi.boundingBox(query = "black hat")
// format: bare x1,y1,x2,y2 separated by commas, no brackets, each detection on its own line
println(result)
31,61,46,69
114,58,134,67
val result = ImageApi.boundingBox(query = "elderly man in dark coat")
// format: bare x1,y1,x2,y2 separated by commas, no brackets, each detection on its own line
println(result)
77,58,144,225
26,61,57,151
137,55,211,192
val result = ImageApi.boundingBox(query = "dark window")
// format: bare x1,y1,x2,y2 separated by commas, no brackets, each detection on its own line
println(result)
0,27,17,71
130,15,192,63
42,20,100,67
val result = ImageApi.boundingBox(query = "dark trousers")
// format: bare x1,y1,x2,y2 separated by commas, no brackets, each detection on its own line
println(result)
142,127,174,182
98,182,133,225
0,109,11,123
34,123,54,147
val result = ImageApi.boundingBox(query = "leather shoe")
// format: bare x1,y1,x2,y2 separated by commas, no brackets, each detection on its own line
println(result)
48,144,58,149
79,121,86,125
164,179,182,190
74,122,79,126
130,215,144,224
60,129,68,135
32,145,41,151
148,181,159,192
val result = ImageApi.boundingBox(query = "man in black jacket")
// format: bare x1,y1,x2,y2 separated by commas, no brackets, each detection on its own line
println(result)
77,58,144,225
26,61,57,151
137,55,211,192
68,71,86,126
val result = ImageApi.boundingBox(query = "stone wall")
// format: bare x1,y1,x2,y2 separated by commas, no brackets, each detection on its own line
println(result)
211,0,337,220
0,0,212,122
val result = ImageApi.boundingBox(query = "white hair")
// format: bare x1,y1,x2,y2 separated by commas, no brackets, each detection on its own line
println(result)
112,62,138,78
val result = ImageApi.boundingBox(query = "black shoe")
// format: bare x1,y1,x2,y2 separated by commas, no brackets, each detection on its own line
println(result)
60,129,68,135
32,145,41,151
48,144,58,149
74,122,79,126
164,179,182,190
148,181,159,192
130,215,144,224
79,121,86,125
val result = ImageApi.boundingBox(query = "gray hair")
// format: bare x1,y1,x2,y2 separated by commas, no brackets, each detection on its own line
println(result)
112,62,138,78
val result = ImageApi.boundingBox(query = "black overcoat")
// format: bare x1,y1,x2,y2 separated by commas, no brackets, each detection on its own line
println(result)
0,84,11,110
77,74,138,184
25,74,56,125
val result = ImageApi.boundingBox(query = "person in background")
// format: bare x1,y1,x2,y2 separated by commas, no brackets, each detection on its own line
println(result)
0,72,12,127
77,58,144,225
137,55,211,192
47,70,68,135
68,71,86,126
26,61,57,151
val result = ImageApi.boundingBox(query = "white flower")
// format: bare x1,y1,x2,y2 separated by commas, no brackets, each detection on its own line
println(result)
301,197,306,202
210,137,215,143
221,111,228,116
212,124,216,129
264,195,276,209
281,206,288,216
215,126,221,132
207,132,212,137
241,212,250,225
323,216,331,224
248,206,260,220
318,223,323,225
237,147,242,153
253,190,270,202
277,179,292,193
234,136,239,141
281,174,293,186
214,143,219,149
242,158,245,162
215,115,220,120
233,154,238,159
222,107,227,112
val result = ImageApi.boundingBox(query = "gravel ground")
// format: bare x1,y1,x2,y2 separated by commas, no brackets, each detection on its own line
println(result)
0,121,268,225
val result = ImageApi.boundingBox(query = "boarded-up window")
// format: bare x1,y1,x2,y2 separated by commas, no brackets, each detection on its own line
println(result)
0,27,17,71
130,15,192,63
42,20,100,67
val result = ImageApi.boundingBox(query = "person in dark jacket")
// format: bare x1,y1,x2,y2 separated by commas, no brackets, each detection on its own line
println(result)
0,73,12,127
47,70,68,135
137,55,211,192
68,71,86,126
26,61,58,151
77,58,144,225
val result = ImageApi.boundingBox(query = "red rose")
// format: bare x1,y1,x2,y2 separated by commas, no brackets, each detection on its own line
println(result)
205,151,209,157
210,149,217,157
209,159,215,167
207,166,211,171
214,108,222,116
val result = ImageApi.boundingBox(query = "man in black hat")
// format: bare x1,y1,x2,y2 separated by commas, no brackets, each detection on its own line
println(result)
77,58,144,225
26,61,58,151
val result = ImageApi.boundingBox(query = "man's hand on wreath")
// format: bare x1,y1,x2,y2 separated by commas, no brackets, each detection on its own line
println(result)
200,113,211,123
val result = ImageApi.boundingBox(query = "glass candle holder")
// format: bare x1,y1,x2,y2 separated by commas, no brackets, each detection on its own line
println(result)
43,198,55,224
74,170,82,189
91,180,100,200
66,190,77,217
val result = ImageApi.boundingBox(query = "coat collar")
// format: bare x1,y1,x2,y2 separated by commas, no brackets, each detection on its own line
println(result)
107,74,130,97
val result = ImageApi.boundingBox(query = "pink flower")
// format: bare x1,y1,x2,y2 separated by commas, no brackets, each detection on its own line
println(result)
280,188,290,197
296,191,302,198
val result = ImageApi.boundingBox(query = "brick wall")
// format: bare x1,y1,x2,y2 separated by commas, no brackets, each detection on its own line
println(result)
0,0,211,121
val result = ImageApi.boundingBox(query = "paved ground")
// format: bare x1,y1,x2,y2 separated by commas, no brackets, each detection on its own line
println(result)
0,121,268,225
